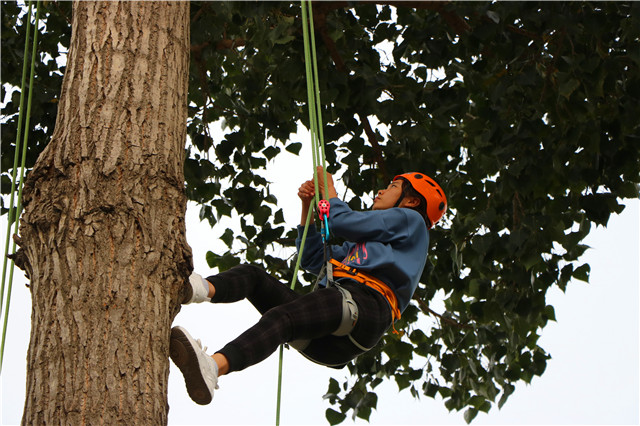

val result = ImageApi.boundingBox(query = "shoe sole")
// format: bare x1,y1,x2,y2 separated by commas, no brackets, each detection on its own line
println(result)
170,327,213,405
182,284,194,304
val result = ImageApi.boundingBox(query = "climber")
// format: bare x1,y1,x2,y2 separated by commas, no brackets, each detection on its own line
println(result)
170,166,447,405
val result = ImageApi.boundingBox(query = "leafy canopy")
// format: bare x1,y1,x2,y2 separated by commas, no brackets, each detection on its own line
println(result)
2,1,639,423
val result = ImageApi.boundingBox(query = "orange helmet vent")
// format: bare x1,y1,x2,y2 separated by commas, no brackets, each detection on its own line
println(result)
394,173,447,228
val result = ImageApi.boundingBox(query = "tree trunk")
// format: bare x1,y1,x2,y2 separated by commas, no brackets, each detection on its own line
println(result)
17,2,191,424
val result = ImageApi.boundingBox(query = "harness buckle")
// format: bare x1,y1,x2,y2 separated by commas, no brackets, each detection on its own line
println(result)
345,266,358,276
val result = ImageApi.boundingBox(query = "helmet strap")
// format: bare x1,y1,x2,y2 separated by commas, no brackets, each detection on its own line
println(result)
393,181,409,208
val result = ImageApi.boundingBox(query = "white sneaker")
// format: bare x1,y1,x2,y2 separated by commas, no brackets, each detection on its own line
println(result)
183,273,211,304
170,326,219,405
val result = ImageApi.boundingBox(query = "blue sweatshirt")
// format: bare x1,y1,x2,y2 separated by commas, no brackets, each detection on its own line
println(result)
296,197,429,314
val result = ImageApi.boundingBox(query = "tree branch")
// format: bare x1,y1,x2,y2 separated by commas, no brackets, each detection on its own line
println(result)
190,43,212,128
313,3,389,176
54,1,72,25
310,0,475,179
417,298,472,329
191,3,208,24
314,3,347,73
190,38,246,55
359,114,389,181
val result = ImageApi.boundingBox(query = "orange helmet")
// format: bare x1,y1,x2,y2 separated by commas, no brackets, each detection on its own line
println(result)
394,173,447,228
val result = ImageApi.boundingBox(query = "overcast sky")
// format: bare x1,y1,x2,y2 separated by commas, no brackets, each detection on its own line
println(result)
2,145,638,425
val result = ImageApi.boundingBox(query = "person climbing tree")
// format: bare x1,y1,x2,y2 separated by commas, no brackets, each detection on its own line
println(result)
169,166,447,405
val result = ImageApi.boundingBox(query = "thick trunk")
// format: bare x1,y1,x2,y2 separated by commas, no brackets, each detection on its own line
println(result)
17,2,191,424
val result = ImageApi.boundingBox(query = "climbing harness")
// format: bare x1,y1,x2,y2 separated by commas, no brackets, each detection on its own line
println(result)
330,259,401,323
290,257,404,366
1,0,41,373
289,256,404,364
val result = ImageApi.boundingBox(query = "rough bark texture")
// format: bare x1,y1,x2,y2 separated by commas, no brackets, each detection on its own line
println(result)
17,2,191,424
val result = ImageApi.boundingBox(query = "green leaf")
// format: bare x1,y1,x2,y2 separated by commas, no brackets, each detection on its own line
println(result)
616,181,639,198
522,253,542,271
325,377,341,398
253,205,272,226
325,408,346,425
395,373,411,391
240,218,257,240
559,78,581,99
572,263,591,282
409,329,428,344
274,208,285,224
355,392,378,421
498,383,515,409
543,305,556,322
263,145,280,160
285,142,302,155
464,407,479,424
205,251,240,272
274,34,295,45
441,353,460,372
205,251,217,268
220,228,234,248
424,381,439,398
385,340,414,367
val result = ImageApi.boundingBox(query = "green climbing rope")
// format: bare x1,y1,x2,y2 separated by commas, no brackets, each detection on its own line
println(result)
275,1,328,423
0,0,41,372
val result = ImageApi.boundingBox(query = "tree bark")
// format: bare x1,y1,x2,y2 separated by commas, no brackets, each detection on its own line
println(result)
17,2,191,424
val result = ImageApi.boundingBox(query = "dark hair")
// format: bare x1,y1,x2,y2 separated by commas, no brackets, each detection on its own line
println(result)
397,177,430,228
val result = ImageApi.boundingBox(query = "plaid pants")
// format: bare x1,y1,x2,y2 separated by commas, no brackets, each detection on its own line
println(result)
207,264,392,373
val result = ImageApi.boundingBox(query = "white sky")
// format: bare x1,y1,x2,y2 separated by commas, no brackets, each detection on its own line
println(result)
1,143,638,425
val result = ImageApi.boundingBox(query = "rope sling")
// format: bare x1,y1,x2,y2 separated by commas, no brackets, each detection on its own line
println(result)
0,0,41,373
275,1,329,423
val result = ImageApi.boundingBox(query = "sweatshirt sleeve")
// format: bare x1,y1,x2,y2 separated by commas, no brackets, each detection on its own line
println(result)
328,197,419,244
